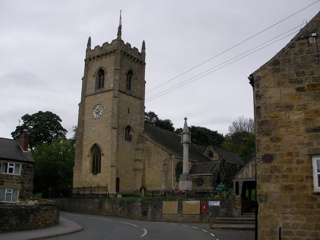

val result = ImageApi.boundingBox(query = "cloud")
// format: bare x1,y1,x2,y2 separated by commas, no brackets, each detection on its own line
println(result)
0,0,319,139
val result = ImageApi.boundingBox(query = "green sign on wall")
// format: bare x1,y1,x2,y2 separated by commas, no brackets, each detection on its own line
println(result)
215,183,228,192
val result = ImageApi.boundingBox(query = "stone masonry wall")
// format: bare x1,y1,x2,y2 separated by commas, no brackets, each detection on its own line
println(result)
0,204,60,232
58,198,235,223
0,160,34,200
252,12,320,240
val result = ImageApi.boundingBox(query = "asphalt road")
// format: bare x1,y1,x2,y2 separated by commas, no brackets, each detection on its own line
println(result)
49,212,254,240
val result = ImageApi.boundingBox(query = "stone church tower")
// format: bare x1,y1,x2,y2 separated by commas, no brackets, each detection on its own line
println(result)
73,18,146,194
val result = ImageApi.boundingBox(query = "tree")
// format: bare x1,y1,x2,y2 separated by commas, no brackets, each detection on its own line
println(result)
156,119,175,132
144,111,159,123
222,117,255,163
145,111,175,132
11,111,67,148
32,139,74,198
175,126,225,147
228,116,255,134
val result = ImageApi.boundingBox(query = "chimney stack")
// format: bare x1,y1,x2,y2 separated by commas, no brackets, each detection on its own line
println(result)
19,133,29,151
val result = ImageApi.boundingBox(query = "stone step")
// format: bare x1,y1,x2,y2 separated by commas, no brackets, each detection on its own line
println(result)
210,223,255,230
209,215,256,230
214,216,255,225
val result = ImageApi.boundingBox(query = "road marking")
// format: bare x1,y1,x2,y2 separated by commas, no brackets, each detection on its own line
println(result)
202,229,208,232
90,217,112,221
181,224,188,227
210,233,216,237
120,221,147,238
120,221,139,228
192,226,199,229
140,228,147,237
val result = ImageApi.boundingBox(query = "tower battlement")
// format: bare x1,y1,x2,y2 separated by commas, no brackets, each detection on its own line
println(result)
86,38,145,64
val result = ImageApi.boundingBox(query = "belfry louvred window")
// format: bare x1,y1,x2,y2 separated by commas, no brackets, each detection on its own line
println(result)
91,144,101,175
96,69,105,90
126,70,133,90
125,125,133,141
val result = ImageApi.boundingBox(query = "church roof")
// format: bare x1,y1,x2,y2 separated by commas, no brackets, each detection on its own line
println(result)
0,137,34,163
189,161,217,174
211,146,244,166
195,145,244,166
142,124,211,163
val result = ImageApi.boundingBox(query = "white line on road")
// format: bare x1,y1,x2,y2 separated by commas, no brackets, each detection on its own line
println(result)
120,221,139,228
210,233,216,237
140,228,147,238
120,221,147,237
192,226,199,229
202,229,208,233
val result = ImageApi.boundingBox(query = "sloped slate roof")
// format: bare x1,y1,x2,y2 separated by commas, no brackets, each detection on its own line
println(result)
233,155,255,180
0,137,34,163
212,146,244,166
142,124,211,163
189,161,217,174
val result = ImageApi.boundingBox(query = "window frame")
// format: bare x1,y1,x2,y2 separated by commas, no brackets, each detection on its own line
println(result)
312,156,320,192
0,189,19,203
96,68,105,90
125,126,133,142
126,70,133,91
1,162,21,175
91,145,101,175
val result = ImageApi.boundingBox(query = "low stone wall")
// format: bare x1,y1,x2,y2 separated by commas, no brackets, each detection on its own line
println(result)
59,198,235,223
0,204,60,232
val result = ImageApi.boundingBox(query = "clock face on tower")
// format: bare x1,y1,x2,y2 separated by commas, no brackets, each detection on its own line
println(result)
93,104,103,119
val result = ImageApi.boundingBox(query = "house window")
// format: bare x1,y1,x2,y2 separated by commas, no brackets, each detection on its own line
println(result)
126,70,133,90
312,156,320,192
1,162,21,175
0,189,19,203
96,69,105,90
125,126,133,141
91,145,101,175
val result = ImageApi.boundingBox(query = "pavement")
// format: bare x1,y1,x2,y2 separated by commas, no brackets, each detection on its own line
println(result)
0,217,83,240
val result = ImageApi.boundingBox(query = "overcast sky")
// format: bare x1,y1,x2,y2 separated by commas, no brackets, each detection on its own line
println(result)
0,0,319,139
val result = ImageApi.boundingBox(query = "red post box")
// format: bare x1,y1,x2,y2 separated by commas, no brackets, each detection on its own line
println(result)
201,201,207,214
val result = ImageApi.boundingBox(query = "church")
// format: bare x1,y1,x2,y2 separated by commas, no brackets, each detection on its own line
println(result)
72,18,243,196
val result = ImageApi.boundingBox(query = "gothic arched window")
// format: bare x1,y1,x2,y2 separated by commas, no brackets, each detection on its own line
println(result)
91,144,101,175
96,69,105,90
126,70,133,90
125,125,133,141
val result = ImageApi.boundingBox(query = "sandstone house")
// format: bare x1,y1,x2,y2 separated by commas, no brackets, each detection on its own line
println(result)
250,11,320,240
0,133,34,202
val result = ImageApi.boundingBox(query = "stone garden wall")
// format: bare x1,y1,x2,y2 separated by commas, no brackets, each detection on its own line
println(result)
0,203,60,232
59,198,235,223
